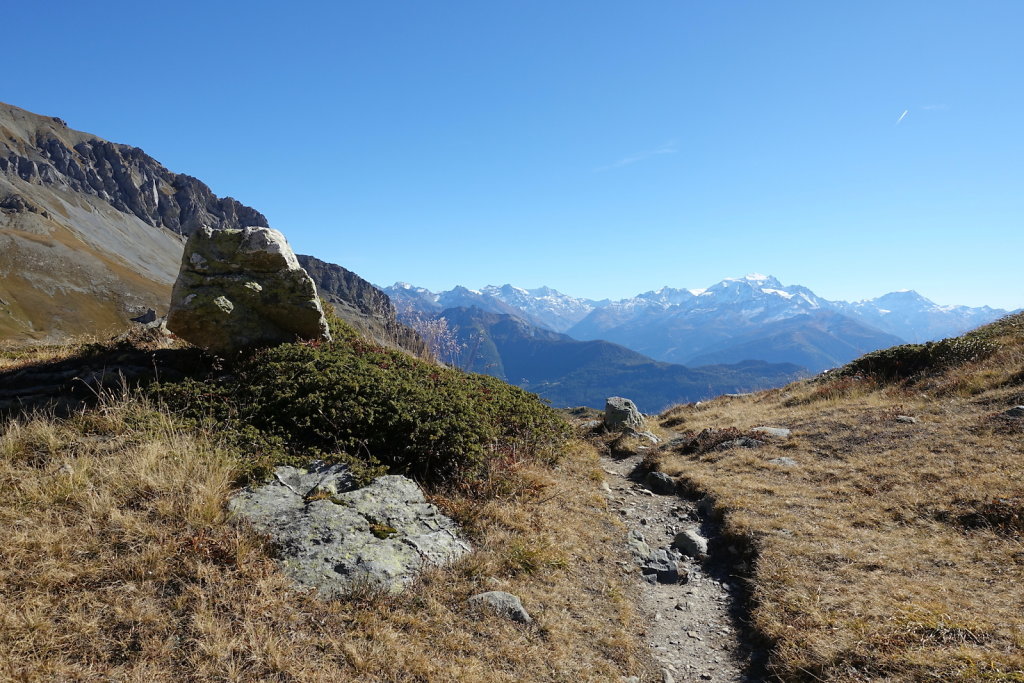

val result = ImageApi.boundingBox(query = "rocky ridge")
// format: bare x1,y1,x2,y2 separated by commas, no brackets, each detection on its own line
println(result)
0,102,267,236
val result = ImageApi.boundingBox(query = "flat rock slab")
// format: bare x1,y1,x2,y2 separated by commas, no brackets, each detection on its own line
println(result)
229,463,471,596
752,426,792,438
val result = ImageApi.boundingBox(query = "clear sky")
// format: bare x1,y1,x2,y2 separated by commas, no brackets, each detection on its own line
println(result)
5,1,1022,308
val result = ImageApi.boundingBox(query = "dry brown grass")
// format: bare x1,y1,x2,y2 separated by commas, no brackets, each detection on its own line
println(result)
0,337,97,371
0,397,648,681
655,317,1024,681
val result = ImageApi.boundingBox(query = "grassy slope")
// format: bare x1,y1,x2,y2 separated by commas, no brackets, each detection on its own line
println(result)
653,314,1024,681
0,337,651,681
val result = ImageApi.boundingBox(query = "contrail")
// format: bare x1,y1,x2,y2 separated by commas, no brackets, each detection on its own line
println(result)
896,109,909,125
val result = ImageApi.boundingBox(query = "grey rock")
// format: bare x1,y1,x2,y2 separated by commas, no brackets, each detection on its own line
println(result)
627,529,652,560
229,463,471,596
641,548,688,584
1002,406,1024,418
672,529,709,560
468,591,532,623
696,495,716,518
604,396,645,431
716,437,766,450
894,415,918,424
168,226,331,354
644,471,677,495
130,308,158,324
752,426,792,438
661,669,676,683
625,427,661,444
769,457,799,467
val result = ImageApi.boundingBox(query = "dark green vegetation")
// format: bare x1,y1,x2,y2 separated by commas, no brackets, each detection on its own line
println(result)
836,313,1023,383
151,317,570,485
442,307,805,413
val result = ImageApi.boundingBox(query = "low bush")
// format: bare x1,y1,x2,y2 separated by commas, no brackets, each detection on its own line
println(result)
837,335,996,383
152,319,569,486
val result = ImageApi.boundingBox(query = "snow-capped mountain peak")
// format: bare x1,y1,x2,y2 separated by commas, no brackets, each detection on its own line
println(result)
384,275,1010,351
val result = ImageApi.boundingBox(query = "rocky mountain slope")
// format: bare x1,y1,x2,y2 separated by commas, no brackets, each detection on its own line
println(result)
440,306,804,411
297,255,427,355
388,274,1012,372
0,101,421,354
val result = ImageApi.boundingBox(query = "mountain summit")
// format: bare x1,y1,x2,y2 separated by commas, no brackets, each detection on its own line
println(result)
387,275,1011,373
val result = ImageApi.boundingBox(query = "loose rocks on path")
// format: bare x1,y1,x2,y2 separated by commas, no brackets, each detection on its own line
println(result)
598,447,758,681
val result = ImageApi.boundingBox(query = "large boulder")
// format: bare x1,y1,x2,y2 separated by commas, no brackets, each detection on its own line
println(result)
167,226,331,354
228,462,471,596
604,396,645,431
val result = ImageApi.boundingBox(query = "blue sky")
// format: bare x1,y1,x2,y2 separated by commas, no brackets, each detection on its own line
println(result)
6,1,1022,308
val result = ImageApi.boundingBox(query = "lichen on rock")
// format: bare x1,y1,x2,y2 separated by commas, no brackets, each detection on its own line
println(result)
228,462,472,596
167,226,330,354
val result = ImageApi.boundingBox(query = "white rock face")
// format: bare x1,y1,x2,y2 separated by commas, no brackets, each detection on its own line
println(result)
167,226,330,354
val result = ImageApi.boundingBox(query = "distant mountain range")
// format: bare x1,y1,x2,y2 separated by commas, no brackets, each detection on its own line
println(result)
439,307,804,412
385,274,1015,373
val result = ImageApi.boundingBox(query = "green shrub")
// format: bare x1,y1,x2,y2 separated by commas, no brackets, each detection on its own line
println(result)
151,322,569,486
837,335,997,383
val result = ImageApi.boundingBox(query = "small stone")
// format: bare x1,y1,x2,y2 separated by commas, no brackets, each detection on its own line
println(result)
467,591,532,623
661,669,675,683
672,529,709,560
687,630,699,638
644,471,678,495
625,427,661,444
768,457,798,467
751,426,791,438
600,481,612,494
895,415,918,424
